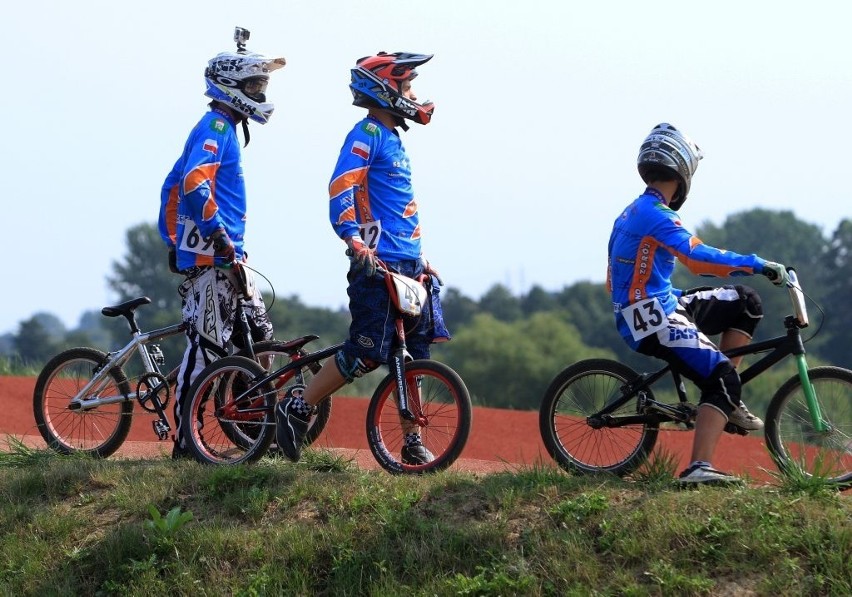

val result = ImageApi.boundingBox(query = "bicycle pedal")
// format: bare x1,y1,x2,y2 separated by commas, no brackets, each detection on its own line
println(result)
723,422,749,436
153,420,171,441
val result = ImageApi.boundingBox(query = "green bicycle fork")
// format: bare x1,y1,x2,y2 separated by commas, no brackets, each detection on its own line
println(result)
795,355,829,433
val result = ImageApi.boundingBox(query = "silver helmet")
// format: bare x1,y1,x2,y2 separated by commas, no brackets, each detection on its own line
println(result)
637,123,703,210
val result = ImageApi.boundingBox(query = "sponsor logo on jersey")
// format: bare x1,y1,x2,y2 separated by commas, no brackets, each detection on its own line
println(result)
351,141,370,160
361,121,379,136
210,119,228,133
203,139,219,155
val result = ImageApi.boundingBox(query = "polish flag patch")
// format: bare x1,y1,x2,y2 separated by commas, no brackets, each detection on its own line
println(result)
351,141,370,160
203,139,218,154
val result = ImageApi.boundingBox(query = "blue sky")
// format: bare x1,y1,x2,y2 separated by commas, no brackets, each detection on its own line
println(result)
3,0,850,336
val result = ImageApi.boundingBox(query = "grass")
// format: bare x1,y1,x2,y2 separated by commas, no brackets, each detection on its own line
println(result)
0,441,849,596
0,356,39,377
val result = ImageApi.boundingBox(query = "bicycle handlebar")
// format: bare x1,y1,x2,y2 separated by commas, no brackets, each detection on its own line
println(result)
785,267,808,328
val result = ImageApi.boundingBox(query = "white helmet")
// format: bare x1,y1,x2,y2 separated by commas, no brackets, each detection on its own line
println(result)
637,123,703,210
204,50,285,124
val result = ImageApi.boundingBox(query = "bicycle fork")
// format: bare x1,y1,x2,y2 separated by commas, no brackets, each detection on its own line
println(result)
794,354,830,433
388,319,427,426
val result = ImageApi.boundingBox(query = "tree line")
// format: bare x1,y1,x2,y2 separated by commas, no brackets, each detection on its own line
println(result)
3,209,851,412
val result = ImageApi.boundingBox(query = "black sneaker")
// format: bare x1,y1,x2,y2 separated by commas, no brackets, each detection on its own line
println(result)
401,443,435,465
171,440,192,461
677,464,743,487
275,386,310,462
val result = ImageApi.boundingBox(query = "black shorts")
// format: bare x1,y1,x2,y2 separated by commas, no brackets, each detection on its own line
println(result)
678,284,762,338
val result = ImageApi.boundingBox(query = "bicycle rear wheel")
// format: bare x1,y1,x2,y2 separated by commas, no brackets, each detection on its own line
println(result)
539,359,658,477
33,347,133,458
765,366,852,489
366,360,472,474
182,356,277,465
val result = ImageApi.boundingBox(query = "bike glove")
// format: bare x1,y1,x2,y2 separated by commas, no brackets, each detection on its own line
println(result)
167,246,179,273
420,257,443,285
346,236,377,277
211,229,236,264
762,262,789,286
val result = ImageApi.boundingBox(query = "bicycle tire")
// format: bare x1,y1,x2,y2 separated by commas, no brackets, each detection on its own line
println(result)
182,355,277,465
366,360,472,474
764,366,852,489
33,347,133,458
539,359,658,477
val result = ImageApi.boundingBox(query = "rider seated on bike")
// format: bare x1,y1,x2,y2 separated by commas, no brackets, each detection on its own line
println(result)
607,123,790,485
275,51,449,465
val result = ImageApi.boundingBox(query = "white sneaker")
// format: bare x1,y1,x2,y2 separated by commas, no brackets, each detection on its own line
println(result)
678,464,743,486
728,404,764,431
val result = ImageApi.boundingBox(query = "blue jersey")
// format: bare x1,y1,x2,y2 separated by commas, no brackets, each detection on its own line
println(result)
159,108,247,270
607,189,767,342
328,116,422,261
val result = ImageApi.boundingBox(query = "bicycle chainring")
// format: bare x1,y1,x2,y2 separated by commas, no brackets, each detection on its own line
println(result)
137,373,171,413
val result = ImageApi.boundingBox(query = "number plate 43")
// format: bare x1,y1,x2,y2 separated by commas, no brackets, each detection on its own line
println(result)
621,297,667,342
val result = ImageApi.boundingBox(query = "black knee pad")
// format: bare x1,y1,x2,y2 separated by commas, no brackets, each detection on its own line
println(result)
697,362,742,415
734,285,763,336
334,350,379,383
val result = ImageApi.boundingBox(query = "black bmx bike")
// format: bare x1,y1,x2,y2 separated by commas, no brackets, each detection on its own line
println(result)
539,269,852,489
182,259,473,474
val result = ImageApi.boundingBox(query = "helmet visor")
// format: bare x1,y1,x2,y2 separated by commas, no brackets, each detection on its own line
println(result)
241,76,269,102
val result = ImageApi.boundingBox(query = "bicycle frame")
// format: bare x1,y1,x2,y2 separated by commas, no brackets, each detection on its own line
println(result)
223,261,432,425
220,340,342,421
591,270,830,433
68,322,185,411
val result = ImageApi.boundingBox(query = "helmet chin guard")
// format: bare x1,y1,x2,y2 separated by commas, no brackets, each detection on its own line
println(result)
349,52,435,126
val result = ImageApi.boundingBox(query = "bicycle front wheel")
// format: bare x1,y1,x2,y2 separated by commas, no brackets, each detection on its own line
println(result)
539,359,658,477
183,356,277,465
765,366,852,489
33,347,133,458
367,360,472,474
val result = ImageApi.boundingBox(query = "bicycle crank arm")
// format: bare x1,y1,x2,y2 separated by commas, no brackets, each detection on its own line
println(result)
587,414,660,429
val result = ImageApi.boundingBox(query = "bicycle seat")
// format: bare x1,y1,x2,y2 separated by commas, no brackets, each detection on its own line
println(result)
101,297,152,318
272,335,321,354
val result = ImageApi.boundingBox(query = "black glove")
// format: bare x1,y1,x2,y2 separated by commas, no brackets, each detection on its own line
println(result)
211,230,236,264
167,247,179,273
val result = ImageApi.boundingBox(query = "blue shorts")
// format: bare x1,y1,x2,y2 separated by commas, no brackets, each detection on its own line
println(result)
341,259,450,364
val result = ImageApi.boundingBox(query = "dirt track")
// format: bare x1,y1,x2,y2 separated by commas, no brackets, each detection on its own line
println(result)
3,376,777,479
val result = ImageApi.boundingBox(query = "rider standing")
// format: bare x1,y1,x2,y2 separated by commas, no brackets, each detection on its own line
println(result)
275,51,449,464
158,29,284,458
607,123,789,485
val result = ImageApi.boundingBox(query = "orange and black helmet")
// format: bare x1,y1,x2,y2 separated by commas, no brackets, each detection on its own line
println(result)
350,52,435,126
